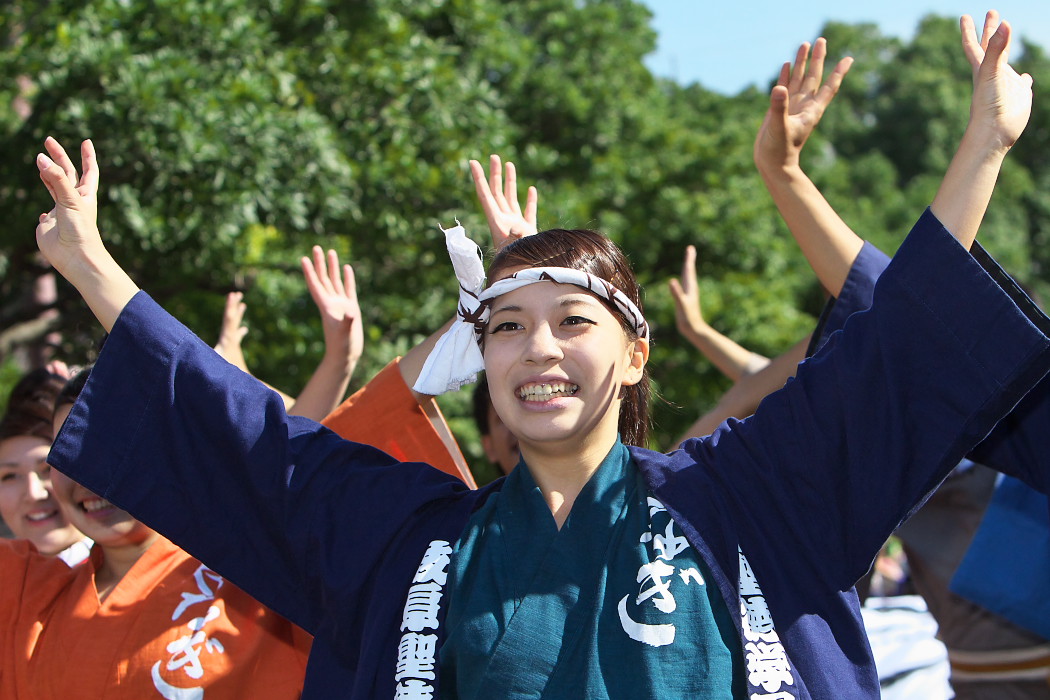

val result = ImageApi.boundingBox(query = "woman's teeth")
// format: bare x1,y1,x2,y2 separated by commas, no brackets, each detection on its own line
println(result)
518,382,579,401
25,510,56,522
81,498,112,513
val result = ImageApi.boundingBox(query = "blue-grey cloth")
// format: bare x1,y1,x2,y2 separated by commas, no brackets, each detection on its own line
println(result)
951,475,1050,639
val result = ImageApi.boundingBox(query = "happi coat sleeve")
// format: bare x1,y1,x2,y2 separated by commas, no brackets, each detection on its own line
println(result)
810,234,1050,495
637,209,1050,698
321,358,475,486
46,293,486,697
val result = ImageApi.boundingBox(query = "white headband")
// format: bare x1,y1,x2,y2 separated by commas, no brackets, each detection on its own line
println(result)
413,224,649,396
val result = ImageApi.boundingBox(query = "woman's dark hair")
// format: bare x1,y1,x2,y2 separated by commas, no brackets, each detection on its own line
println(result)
472,374,492,437
54,367,92,414
0,368,67,442
488,229,651,447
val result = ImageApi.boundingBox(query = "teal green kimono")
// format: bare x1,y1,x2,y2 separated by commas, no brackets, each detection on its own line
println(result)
440,441,747,699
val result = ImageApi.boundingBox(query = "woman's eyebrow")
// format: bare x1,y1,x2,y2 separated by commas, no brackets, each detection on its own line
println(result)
490,304,523,315
559,297,598,309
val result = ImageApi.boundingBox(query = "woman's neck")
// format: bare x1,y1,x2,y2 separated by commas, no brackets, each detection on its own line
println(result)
95,530,159,602
519,426,620,529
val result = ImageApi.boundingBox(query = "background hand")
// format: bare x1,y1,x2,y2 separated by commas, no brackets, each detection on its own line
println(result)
213,291,249,371
301,246,363,367
960,13,1033,151
34,137,104,278
668,245,707,337
470,154,538,250
754,38,853,173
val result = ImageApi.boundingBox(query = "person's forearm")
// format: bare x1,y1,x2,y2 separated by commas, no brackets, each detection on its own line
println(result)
930,125,1010,249
680,321,768,383
63,249,140,333
289,351,356,421
676,334,809,443
758,162,864,297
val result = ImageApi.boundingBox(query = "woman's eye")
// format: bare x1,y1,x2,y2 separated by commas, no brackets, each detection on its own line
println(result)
0,471,16,484
562,316,595,327
490,321,523,334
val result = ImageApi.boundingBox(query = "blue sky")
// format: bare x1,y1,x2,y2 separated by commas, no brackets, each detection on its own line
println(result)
641,2,1050,94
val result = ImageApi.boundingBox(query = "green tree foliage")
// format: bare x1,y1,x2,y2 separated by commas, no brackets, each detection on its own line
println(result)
0,2,1047,478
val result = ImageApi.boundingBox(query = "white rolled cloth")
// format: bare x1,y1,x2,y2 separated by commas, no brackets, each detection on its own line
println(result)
413,223,488,395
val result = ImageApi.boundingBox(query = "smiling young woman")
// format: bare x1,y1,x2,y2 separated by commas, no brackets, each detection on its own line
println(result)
0,369,87,561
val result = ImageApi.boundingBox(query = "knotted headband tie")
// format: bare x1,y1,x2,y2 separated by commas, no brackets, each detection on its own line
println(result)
413,224,649,396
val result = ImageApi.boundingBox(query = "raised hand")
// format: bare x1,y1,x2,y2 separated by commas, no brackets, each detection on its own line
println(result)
469,154,538,250
35,137,103,278
300,246,363,368
754,38,853,174
669,245,769,382
34,137,137,332
960,12,1033,151
214,291,249,371
928,11,1033,248
668,245,706,339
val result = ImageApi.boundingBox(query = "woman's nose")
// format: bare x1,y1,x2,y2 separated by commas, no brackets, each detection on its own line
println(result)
522,323,563,364
26,471,50,501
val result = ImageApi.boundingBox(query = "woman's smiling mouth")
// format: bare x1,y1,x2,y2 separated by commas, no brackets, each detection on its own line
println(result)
517,382,580,401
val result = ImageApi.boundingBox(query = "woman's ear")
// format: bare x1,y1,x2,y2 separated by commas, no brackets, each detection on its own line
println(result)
621,337,649,386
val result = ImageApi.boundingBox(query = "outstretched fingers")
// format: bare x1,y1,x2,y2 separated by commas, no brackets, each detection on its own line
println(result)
326,248,345,296
985,19,1012,67
504,160,522,215
767,84,790,137
222,292,249,341
787,42,810,94
801,38,827,94
470,158,499,220
36,152,78,208
668,245,698,307
960,14,986,71
301,246,330,305
681,244,698,294
488,154,510,212
815,56,854,107
980,10,1000,51
78,139,99,198
44,136,79,188
523,185,538,227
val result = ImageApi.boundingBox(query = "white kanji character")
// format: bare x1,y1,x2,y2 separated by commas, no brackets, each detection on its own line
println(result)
394,679,434,700
172,565,225,620
651,520,691,562
617,595,675,647
166,605,224,680
150,661,203,700
413,541,452,586
742,594,775,637
646,497,667,518
745,641,794,692
678,567,704,586
395,633,438,681
750,692,796,700
401,581,443,632
636,560,677,613
738,550,762,596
